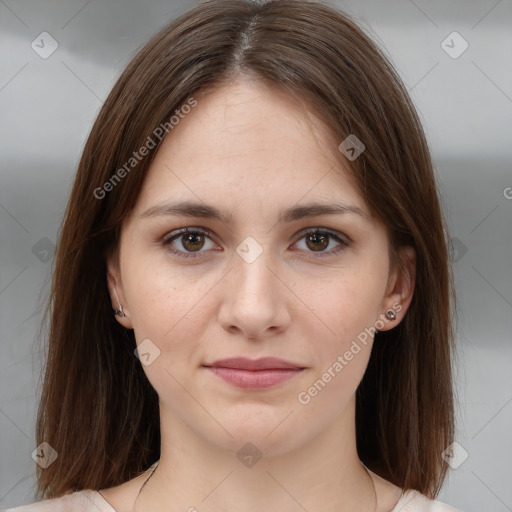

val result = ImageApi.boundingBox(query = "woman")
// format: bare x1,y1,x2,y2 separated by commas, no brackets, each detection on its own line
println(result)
4,0,461,510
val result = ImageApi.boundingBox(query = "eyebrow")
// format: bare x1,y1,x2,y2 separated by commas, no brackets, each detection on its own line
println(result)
139,200,370,224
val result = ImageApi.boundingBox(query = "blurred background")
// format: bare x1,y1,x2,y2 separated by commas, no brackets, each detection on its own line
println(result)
0,0,511,510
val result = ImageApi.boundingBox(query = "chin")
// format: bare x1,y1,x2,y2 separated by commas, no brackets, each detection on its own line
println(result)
216,430,303,461
199,410,306,458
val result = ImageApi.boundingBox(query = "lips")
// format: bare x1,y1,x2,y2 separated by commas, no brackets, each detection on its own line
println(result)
204,357,305,371
202,357,306,390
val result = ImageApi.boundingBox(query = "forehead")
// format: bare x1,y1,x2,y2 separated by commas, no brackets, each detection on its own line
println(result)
176,78,338,162
132,79,369,221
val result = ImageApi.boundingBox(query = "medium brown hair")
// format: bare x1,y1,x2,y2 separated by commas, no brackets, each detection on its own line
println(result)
35,0,456,500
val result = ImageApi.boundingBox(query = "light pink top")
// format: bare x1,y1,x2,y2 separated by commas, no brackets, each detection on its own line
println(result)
2,459,462,512
2,488,462,511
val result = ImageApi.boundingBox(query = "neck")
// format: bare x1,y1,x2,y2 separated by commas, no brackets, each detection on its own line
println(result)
134,397,376,512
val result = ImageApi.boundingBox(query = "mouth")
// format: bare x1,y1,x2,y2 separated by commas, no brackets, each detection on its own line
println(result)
202,357,307,390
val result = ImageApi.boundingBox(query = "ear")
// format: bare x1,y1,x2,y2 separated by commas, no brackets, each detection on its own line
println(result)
106,255,133,330
377,245,416,331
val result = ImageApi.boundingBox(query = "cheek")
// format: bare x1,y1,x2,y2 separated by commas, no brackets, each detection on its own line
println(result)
121,253,215,356
295,289,376,418
120,256,219,405
295,266,383,398
300,267,382,345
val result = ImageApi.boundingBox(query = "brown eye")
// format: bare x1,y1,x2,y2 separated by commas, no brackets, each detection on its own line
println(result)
162,227,217,258
305,232,329,252
181,232,205,252
293,228,350,256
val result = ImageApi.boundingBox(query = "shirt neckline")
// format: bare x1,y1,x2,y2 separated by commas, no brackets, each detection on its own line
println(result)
89,490,118,512
90,488,420,512
389,489,421,511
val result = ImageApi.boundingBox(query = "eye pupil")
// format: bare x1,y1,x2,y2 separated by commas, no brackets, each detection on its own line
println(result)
183,233,205,251
306,233,329,251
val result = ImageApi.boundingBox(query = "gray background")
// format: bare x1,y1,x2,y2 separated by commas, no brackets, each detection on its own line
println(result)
1,0,511,510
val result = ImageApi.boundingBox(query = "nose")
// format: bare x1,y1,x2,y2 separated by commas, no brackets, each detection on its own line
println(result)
218,243,291,341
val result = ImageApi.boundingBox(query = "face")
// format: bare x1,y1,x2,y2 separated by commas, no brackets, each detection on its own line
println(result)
107,78,415,456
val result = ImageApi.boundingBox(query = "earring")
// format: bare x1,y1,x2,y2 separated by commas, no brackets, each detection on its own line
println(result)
113,286,125,318
385,309,396,320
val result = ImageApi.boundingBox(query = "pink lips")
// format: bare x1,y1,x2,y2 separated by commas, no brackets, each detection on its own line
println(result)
203,357,306,390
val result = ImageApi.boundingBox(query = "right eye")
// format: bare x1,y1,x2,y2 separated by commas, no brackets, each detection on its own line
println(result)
161,227,220,258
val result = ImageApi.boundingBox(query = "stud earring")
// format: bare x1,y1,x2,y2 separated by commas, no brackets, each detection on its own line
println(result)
385,309,397,320
113,286,125,318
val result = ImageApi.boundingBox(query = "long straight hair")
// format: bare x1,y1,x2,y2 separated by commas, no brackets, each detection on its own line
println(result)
35,0,456,499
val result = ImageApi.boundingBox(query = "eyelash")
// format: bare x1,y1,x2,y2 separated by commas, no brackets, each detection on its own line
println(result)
159,227,351,259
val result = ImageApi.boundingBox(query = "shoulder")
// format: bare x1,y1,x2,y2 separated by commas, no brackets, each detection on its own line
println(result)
2,490,115,512
392,489,463,512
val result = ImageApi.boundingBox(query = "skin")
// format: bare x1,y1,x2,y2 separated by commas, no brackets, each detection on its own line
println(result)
103,77,416,512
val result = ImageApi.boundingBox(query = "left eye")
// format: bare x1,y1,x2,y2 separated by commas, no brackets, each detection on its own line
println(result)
292,228,350,256
161,227,350,259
